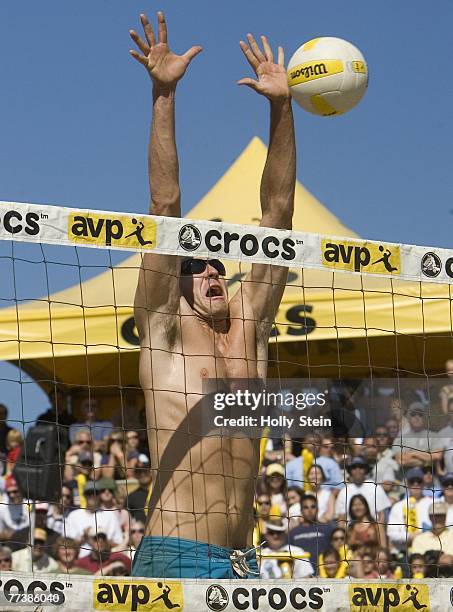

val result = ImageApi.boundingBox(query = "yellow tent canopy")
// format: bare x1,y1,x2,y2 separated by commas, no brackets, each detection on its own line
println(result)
0,138,451,416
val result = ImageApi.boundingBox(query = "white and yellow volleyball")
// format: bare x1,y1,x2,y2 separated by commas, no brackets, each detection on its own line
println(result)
287,37,368,116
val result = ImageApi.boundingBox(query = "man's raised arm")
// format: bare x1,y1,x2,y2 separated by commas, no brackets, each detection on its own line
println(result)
235,34,296,325
129,12,202,316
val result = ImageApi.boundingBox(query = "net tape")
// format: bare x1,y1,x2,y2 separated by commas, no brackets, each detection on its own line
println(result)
0,200,450,284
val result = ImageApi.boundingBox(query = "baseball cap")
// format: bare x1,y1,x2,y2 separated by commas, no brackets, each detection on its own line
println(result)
347,456,370,472
406,467,425,482
265,521,286,533
96,477,117,492
407,401,426,416
442,472,453,486
266,463,285,477
429,502,447,516
5,475,18,491
34,528,47,542
84,480,97,494
137,453,150,466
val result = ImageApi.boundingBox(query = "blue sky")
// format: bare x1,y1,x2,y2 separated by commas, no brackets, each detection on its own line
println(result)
1,0,453,426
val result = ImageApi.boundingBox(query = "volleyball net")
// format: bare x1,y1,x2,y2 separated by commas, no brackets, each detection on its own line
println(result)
0,200,453,610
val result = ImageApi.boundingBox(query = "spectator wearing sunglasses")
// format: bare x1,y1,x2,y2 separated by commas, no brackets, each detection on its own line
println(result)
65,480,123,558
387,467,432,552
260,521,313,579
0,475,30,542
288,494,333,574
11,528,58,573
127,519,145,562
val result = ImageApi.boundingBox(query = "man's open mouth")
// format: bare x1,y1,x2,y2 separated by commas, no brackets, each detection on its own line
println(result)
206,285,223,298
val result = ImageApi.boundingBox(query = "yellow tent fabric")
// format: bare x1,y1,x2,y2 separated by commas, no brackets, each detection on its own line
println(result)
0,137,451,406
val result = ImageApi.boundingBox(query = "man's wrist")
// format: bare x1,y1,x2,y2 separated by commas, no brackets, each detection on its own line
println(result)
153,84,177,101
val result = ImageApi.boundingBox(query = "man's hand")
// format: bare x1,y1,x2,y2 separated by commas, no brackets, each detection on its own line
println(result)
238,34,290,101
129,12,202,89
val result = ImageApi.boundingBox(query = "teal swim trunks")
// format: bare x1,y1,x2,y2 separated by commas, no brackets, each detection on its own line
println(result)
132,536,259,579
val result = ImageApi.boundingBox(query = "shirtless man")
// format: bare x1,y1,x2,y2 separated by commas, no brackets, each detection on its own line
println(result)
129,11,296,579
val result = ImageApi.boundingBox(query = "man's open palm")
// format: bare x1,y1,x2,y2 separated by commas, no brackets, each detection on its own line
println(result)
238,34,290,101
130,12,202,88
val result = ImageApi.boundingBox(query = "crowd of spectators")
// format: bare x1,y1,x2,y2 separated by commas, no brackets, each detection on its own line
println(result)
1,361,453,580
254,362,453,579
0,398,150,576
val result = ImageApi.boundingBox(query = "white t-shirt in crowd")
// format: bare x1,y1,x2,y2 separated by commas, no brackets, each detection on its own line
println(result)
64,508,123,557
335,481,391,519
387,496,433,549
0,501,30,532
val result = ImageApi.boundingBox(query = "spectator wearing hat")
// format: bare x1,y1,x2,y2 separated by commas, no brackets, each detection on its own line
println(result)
0,476,30,542
439,472,453,528
11,528,58,573
387,467,433,552
97,477,130,549
288,493,333,574
10,501,60,554
64,480,123,557
263,463,287,516
411,502,453,555
392,402,443,468
125,454,152,524
75,527,131,575
335,456,390,546
260,520,313,579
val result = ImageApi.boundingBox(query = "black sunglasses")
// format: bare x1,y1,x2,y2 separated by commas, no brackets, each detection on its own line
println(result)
181,259,226,277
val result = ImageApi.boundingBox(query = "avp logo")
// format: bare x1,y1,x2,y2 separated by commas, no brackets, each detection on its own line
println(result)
206,584,229,611
179,224,202,251
69,213,156,249
0,210,41,236
349,583,429,612
322,239,401,274
230,586,324,610
94,579,183,611
0,578,66,605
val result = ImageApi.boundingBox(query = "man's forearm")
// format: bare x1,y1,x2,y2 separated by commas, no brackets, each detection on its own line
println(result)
149,87,181,217
260,98,296,230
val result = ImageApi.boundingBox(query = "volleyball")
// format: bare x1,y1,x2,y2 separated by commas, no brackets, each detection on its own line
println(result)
287,37,368,116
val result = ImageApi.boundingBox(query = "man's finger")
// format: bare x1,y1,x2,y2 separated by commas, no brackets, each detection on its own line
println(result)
140,13,156,47
129,30,150,56
183,45,203,63
278,46,285,67
239,40,260,71
261,36,274,63
237,77,259,91
157,11,168,44
246,33,266,63
129,50,149,67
